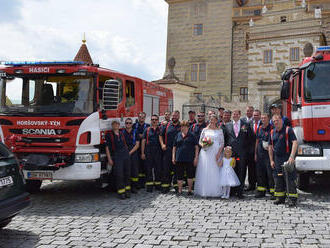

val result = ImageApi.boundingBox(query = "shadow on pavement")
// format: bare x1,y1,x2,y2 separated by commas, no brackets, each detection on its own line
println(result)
0,229,39,248
20,180,158,217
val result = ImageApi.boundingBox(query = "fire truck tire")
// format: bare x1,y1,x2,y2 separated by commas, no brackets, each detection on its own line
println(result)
25,180,42,193
297,173,310,191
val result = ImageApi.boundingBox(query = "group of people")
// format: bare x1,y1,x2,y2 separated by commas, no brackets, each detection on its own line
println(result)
105,104,298,207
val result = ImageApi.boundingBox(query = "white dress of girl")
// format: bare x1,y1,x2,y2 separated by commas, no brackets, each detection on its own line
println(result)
219,157,241,198
194,128,224,197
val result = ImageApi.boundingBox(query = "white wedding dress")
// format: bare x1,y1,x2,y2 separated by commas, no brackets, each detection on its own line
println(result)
194,128,224,197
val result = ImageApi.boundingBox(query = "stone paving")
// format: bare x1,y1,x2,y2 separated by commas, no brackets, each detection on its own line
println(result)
2,180,330,248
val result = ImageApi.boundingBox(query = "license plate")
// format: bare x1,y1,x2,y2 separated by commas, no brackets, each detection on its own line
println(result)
27,171,53,180
0,176,14,187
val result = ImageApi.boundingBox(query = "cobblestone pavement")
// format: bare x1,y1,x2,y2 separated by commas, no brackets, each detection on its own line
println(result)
2,179,330,248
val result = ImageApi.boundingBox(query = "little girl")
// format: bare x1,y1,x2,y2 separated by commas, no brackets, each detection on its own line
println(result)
218,146,240,199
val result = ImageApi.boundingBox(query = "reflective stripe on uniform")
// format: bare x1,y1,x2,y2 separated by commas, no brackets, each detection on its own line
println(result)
118,188,125,194
274,191,285,197
145,182,154,186
154,181,161,185
170,171,175,175
257,186,267,191
173,184,178,187
125,186,131,190
287,193,298,198
269,188,275,193
138,173,146,177
161,184,170,188
131,177,139,182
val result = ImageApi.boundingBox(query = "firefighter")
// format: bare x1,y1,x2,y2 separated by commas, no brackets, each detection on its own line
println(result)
254,113,275,198
141,114,162,192
268,114,298,207
132,112,150,188
122,118,140,193
105,120,130,199
159,110,181,193
190,111,207,142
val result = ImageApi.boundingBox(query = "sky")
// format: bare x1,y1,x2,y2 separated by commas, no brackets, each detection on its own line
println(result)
0,0,169,81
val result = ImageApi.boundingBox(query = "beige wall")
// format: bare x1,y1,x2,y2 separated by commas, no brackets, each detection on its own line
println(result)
165,0,233,99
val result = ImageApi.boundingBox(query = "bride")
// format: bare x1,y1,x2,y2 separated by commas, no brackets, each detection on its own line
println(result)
194,114,224,197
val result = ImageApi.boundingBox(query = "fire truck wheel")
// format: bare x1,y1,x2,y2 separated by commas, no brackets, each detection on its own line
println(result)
25,180,42,193
297,172,310,191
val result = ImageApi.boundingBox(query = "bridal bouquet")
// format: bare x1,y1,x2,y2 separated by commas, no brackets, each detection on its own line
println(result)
201,136,213,150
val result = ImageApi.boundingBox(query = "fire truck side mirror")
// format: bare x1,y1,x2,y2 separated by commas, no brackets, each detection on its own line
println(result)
280,81,290,100
102,80,120,113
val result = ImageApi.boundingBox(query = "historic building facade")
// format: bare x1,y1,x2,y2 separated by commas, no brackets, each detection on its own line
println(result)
161,0,330,112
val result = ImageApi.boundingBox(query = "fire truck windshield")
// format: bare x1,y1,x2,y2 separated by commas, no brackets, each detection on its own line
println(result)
304,62,330,102
0,75,95,116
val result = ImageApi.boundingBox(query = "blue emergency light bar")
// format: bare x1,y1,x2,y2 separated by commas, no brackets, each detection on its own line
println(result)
2,61,85,66
316,46,330,52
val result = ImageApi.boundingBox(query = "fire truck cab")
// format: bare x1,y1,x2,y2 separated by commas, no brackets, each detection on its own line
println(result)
0,61,173,192
280,46,330,189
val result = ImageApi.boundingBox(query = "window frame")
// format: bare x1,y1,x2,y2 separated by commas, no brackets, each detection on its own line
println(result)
263,50,273,64
193,24,203,36
290,47,300,61
240,87,248,102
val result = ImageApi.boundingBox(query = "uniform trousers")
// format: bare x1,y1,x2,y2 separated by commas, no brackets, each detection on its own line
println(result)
274,154,298,200
113,151,130,195
129,152,139,190
145,146,162,189
256,149,275,194
162,148,177,190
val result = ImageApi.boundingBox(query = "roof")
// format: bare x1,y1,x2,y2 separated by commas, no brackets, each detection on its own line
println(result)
74,41,93,65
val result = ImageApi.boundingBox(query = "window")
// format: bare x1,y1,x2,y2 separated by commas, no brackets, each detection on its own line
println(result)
191,63,206,82
240,87,248,102
125,80,135,107
263,50,273,64
193,24,203,36
280,16,287,23
290,47,300,61
191,64,198,81
199,63,206,81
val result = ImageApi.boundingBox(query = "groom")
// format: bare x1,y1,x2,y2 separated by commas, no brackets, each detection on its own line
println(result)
225,109,253,198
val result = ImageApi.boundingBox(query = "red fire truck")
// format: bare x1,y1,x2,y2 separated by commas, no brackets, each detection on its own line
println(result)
0,61,173,192
280,46,330,189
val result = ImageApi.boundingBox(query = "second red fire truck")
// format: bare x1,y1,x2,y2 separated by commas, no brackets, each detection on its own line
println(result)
280,46,330,189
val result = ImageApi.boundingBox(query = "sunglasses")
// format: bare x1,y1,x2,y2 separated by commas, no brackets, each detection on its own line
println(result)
125,122,132,124
197,115,205,117
151,119,159,121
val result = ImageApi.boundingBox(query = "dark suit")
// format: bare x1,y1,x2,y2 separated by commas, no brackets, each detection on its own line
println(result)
225,119,253,195
242,117,257,189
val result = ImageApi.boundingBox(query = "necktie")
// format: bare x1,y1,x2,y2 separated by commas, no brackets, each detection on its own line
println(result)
254,123,258,133
234,122,239,137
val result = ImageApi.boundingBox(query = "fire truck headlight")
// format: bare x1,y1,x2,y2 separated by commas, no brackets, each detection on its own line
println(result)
75,153,99,163
297,145,321,156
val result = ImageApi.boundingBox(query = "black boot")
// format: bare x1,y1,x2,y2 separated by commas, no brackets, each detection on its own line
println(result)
255,191,266,198
288,198,297,207
273,197,285,205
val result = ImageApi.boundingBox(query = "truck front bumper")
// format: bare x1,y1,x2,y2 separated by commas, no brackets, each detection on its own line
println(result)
296,149,330,171
23,162,101,180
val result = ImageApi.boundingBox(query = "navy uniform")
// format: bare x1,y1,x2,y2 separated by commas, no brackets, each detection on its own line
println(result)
122,128,140,193
105,130,130,198
269,126,298,203
133,122,150,187
173,132,198,181
188,119,197,126
161,121,181,193
255,124,275,197
190,122,207,142
142,126,162,192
